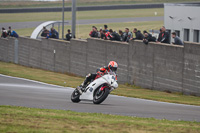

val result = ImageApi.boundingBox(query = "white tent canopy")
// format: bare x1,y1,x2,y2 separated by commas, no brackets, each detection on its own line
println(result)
30,21,68,39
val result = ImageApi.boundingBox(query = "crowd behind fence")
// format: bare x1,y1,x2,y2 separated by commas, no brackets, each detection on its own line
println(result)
1,24,184,46
88,24,184,46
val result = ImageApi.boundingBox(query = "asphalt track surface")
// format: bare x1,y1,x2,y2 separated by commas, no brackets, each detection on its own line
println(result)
0,16,163,29
0,4,164,13
0,74,200,122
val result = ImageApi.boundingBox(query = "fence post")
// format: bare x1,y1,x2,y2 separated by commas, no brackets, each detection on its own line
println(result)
14,38,18,64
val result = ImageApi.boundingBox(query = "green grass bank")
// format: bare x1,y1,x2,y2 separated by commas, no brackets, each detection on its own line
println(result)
0,105,199,133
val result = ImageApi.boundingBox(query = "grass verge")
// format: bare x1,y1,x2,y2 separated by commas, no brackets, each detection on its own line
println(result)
0,61,200,106
0,105,199,133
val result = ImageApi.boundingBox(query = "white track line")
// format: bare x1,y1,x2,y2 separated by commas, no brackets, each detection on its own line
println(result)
0,74,74,90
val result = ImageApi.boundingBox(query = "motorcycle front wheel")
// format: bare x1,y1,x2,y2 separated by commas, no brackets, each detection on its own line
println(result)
71,90,81,103
93,87,110,104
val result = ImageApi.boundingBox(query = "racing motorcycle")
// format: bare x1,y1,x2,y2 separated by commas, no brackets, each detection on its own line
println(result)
71,71,118,104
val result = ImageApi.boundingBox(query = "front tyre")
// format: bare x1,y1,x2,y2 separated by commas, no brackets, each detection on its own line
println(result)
93,87,110,104
71,90,81,103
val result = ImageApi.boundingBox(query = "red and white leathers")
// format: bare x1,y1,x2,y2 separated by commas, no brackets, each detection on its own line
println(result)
83,61,118,87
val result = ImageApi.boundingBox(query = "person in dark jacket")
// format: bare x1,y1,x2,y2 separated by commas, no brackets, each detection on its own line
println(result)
41,27,49,37
158,26,170,44
104,25,109,32
143,30,156,44
171,32,184,45
6,26,19,38
7,26,11,36
89,26,98,38
47,28,59,39
66,29,72,41
157,28,162,42
132,28,144,40
118,30,124,41
100,30,106,40
108,29,121,41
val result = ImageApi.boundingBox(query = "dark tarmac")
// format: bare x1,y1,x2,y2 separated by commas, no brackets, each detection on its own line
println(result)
0,74,200,122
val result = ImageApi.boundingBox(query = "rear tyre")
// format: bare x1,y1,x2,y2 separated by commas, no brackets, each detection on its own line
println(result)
93,87,110,104
71,90,81,103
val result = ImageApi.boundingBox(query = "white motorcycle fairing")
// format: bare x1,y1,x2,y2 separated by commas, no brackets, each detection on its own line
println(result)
79,74,118,100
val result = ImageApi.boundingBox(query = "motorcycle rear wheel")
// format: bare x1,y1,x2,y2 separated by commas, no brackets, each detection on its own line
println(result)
93,87,110,104
71,90,81,103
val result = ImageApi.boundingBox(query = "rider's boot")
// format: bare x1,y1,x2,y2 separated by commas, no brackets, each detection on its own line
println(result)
76,83,86,94
76,74,92,94
76,85,83,94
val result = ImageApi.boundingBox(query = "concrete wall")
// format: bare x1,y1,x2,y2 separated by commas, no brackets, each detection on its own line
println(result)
0,37,200,96
152,43,184,92
183,42,200,95
70,39,87,76
0,38,9,62
129,41,154,89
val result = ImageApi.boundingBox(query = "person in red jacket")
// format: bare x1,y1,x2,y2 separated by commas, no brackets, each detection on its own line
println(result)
89,26,98,38
77,61,118,93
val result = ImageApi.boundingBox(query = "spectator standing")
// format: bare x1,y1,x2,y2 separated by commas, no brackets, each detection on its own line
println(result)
105,30,111,40
151,29,158,40
143,30,156,42
118,30,124,41
1,28,7,38
157,28,162,42
89,26,95,37
10,30,19,38
108,29,121,41
41,27,49,37
132,28,144,40
158,26,170,44
66,29,72,41
7,26,11,36
100,29,106,39
104,25,109,32
89,26,98,38
143,32,156,45
47,28,59,39
123,28,132,42
6,26,18,38
97,28,101,38
171,32,184,45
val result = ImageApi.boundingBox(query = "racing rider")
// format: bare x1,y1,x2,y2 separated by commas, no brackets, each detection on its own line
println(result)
77,61,118,94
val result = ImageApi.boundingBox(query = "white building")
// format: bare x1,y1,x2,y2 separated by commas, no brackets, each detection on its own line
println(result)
164,3,200,43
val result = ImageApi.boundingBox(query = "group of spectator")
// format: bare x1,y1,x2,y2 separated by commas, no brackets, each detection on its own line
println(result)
41,27,59,39
41,27,73,41
156,26,183,45
89,25,183,46
89,25,137,42
1,25,184,46
1,26,19,38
